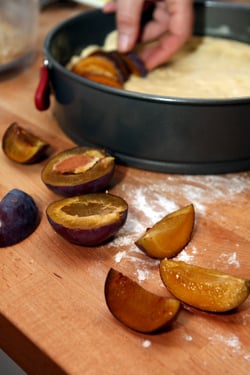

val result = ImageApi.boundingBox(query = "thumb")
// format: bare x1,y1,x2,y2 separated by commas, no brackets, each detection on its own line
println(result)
116,0,145,52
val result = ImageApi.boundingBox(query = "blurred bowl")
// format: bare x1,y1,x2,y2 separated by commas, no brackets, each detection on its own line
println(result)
40,0,250,174
0,0,38,72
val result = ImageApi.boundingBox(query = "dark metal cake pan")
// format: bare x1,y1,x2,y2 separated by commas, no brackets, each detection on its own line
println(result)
39,1,250,174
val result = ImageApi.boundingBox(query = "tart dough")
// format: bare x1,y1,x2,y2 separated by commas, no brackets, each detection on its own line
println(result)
72,30,250,99
125,36,250,99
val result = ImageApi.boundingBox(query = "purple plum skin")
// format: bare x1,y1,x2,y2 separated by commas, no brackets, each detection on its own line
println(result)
126,52,148,77
46,193,128,246
47,210,127,246
41,147,115,197
0,189,39,247
2,122,49,164
44,168,114,197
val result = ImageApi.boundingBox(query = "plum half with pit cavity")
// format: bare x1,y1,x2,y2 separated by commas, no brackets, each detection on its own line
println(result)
2,122,49,164
41,147,115,196
0,189,40,247
46,193,128,246
104,268,181,333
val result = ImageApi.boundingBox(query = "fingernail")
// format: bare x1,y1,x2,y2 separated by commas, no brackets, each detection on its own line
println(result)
118,34,130,52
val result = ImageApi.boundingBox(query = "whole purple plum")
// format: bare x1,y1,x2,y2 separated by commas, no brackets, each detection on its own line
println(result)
0,189,39,247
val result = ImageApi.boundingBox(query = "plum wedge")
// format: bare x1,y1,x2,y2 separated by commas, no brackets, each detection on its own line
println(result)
46,193,128,246
117,51,147,77
104,268,181,333
2,122,49,164
41,147,115,196
135,204,195,259
160,260,250,313
70,53,124,87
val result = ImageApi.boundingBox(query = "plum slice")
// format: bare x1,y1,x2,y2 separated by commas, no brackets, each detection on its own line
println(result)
105,268,181,333
107,51,131,82
135,204,195,259
2,122,49,164
118,52,148,77
89,50,130,83
70,53,124,86
69,49,147,88
41,147,115,196
160,260,250,313
0,189,39,247
46,193,128,246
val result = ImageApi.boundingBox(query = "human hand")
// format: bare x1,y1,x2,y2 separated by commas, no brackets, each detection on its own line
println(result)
103,0,194,70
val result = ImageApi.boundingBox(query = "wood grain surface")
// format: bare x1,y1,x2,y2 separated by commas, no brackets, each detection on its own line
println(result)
0,2,250,374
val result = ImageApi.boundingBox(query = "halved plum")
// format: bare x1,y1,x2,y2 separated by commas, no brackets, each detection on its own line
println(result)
2,122,49,164
105,268,181,333
160,260,250,313
46,193,128,246
41,147,115,196
135,204,195,259
0,189,40,247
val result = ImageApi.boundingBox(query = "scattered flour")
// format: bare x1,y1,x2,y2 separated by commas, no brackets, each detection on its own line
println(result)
114,247,158,267
177,249,195,262
108,172,250,362
121,172,250,220
183,333,193,342
109,172,249,272
135,188,179,222
142,340,152,348
191,246,198,255
208,333,241,353
218,252,240,268
202,326,250,362
114,251,127,263
240,313,250,327
136,268,151,281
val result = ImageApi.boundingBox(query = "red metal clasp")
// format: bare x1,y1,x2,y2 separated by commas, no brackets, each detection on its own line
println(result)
34,59,51,111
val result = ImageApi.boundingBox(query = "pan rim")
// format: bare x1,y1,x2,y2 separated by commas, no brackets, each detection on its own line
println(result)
43,3,250,106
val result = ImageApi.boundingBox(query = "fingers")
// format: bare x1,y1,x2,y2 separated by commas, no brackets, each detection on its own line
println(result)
140,34,183,69
103,0,194,70
141,0,194,69
102,1,117,13
104,0,145,52
141,3,170,42
116,0,145,52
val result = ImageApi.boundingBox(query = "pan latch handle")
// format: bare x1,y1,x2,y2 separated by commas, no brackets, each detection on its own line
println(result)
34,59,51,111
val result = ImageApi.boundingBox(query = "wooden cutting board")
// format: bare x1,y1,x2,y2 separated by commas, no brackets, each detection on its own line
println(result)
0,2,250,374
